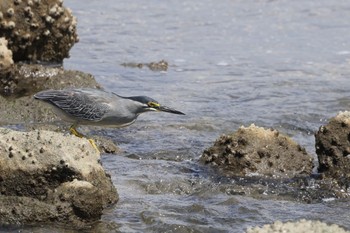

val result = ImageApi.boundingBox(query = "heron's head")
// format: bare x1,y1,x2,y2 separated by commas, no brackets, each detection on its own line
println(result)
128,96,185,115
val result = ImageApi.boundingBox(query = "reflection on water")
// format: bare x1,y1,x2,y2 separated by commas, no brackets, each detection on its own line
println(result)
58,0,350,232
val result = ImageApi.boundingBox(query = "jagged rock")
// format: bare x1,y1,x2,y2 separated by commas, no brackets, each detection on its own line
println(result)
315,111,350,183
0,127,118,228
0,0,78,63
201,124,313,177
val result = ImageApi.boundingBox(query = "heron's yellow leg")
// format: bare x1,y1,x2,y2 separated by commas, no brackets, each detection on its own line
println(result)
70,125,100,152
88,138,100,152
69,125,85,138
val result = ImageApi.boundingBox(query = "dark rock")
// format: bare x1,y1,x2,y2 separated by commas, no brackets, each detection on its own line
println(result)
93,135,121,154
200,124,314,178
121,59,169,71
315,111,350,183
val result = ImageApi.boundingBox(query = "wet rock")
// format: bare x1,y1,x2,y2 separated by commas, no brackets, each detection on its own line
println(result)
315,111,350,182
121,59,168,71
92,135,120,154
201,124,313,177
0,37,14,77
0,128,118,228
246,219,350,233
147,60,168,71
0,0,78,63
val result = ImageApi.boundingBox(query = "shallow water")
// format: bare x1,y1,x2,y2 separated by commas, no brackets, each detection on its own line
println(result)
9,0,350,232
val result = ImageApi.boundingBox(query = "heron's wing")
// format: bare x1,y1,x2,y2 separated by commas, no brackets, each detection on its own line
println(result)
34,89,111,122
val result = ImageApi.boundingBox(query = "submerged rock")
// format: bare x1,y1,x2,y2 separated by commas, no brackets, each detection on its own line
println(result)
246,219,350,233
201,124,313,178
316,111,350,183
0,0,78,63
0,128,118,227
121,59,169,71
92,135,121,154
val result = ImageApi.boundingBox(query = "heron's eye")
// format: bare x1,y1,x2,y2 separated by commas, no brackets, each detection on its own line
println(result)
148,101,160,108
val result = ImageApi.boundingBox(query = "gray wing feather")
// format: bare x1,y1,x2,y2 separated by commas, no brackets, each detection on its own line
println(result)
34,89,110,122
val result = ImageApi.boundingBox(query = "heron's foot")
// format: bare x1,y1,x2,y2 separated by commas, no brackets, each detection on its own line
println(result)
69,125,85,138
69,125,99,152
88,138,100,152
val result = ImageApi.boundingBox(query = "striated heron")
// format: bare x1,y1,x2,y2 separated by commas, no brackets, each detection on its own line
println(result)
34,88,185,151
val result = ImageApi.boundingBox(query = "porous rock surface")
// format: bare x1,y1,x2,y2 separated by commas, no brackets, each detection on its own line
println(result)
315,111,350,181
246,219,349,233
201,124,313,177
0,0,78,62
0,37,13,77
0,127,118,227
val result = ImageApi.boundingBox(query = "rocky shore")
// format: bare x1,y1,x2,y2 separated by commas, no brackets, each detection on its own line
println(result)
0,0,349,231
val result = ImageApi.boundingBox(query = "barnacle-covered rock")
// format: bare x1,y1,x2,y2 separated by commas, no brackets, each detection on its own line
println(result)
0,0,78,63
201,124,314,177
0,128,118,227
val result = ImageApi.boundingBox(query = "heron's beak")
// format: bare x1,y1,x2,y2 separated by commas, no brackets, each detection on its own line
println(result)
158,105,185,115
